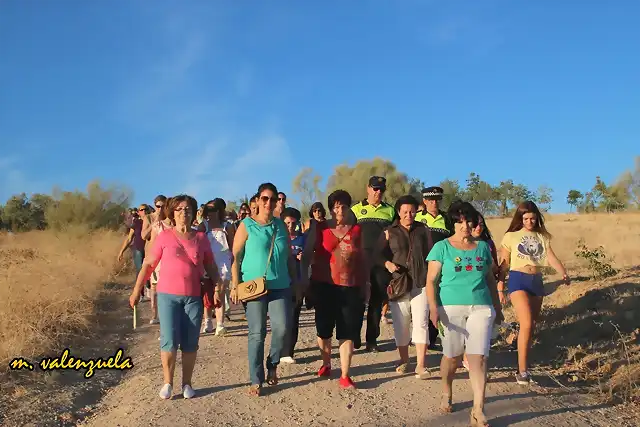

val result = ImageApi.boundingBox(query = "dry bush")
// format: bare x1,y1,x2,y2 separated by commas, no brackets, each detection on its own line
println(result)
486,212,640,403
0,228,124,368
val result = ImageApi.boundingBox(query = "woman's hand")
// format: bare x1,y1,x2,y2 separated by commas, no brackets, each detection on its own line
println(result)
429,305,439,328
499,290,509,306
230,285,239,305
129,290,141,309
385,261,399,274
213,290,222,308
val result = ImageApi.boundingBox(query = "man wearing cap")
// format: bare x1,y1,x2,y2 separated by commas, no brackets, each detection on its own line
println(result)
415,186,453,348
415,186,453,244
351,176,395,352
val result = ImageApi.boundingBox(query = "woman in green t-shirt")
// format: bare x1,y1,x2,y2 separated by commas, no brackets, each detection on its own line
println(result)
426,201,503,427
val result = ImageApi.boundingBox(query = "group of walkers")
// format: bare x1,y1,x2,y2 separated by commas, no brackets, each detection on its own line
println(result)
121,176,570,427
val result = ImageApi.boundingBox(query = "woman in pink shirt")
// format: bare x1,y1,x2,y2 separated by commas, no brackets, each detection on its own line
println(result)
129,195,220,400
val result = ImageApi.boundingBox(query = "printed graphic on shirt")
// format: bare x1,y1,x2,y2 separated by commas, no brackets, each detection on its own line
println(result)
453,254,487,273
516,235,546,263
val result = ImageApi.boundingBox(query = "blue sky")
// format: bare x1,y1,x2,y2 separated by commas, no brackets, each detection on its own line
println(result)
1,0,638,212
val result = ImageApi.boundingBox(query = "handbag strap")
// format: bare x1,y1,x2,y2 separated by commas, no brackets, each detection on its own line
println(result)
406,229,414,265
262,223,278,279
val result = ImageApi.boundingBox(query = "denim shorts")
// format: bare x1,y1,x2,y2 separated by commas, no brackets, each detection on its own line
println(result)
507,271,545,297
157,293,204,352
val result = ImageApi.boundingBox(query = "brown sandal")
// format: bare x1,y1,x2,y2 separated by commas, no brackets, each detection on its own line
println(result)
248,384,262,396
266,368,278,385
440,395,453,413
395,362,409,374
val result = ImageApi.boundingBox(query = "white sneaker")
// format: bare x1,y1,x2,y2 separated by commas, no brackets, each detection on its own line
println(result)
149,318,159,325
182,384,196,399
159,383,172,399
280,356,295,364
215,326,227,337
202,318,214,333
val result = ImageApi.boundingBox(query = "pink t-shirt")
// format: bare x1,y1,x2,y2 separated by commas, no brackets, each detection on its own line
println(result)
149,229,214,297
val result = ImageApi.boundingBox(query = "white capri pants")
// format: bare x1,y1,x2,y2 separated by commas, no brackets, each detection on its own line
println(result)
438,305,495,358
389,287,429,347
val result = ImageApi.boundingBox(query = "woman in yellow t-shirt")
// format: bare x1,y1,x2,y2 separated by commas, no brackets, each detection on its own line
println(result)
498,201,570,386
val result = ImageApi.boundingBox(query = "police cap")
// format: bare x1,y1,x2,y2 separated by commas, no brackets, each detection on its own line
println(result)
421,186,444,200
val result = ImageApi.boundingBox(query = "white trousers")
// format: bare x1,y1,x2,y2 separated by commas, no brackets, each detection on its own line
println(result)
438,305,495,358
389,287,429,347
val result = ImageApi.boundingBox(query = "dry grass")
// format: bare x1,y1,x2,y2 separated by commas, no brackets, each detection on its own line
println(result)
0,227,124,369
487,212,640,403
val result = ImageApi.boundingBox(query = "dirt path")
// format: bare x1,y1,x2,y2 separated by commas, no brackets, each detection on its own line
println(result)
70,293,635,427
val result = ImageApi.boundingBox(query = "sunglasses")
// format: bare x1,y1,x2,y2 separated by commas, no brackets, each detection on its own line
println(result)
278,197,286,201
371,187,385,193
261,196,277,203
138,208,146,212
174,206,192,212
155,204,163,209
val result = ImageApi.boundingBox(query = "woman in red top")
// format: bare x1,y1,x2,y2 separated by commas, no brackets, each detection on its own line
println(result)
302,190,368,389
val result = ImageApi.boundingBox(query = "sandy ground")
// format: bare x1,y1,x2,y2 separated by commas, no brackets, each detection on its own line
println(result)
65,293,636,427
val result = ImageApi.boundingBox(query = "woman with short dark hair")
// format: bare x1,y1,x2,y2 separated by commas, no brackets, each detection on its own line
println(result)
302,189,368,389
130,194,219,400
426,201,503,425
378,195,434,379
303,201,327,232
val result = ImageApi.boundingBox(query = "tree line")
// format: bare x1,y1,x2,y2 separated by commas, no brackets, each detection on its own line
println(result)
1,156,637,233
289,156,640,220
0,181,131,233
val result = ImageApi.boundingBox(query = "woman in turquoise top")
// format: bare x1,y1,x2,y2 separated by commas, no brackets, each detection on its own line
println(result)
230,182,300,396
426,201,503,427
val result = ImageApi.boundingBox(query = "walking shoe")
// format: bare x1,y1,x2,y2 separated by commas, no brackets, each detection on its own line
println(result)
182,384,196,399
215,326,227,336
516,371,531,385
339,376,356,389
149,318,159,325
317,364,331,377
159,383,172,399
280,356,296,364
365,343,379,353
202,318,214,334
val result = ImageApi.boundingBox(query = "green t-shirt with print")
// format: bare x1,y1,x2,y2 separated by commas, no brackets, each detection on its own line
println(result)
426,239,493,306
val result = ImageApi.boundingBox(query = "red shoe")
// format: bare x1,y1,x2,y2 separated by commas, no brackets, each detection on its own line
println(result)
339,376,356,389
317,365,331,377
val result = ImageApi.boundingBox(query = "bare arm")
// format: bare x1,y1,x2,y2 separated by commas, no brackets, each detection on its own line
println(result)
141,214,153,240
118,228,135,260
231,222,248,290
131,244,161,297
426,260,442,326
496,246,511,289
546,243,569,282
486,268,504,322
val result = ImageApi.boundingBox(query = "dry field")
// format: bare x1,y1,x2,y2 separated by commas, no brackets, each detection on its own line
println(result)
0,213,638,426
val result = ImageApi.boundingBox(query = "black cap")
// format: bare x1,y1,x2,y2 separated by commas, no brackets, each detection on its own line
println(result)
368,176,386,189
422,186,444,200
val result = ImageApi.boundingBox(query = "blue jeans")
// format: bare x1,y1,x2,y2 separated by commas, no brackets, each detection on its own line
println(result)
157,293,204,352
132,249,144,275
245,287,291,385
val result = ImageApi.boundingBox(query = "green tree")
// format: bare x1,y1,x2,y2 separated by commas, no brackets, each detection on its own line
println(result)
292,167,324,218
566,189,583,212
535,185,554,211
439,178,464,210
2,193,40,232
591,176,626,213
46,180,132,230
325,157,421,204
614,156,640,209
495,180,515,216
463,173,499,215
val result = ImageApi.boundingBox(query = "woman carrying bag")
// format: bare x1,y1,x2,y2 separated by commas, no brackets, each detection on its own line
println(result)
230,183,300,396
378,195,434,379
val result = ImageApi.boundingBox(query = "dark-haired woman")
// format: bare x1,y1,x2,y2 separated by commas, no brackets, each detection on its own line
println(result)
303,202,327,232
498,201,569,385
280,207,306,363
130,195,219,400
302,189,368,389
230,183,298,396
426,201,503,426
378,195,434,379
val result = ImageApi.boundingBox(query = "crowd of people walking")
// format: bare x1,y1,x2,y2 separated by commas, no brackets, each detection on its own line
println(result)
121,176,570,427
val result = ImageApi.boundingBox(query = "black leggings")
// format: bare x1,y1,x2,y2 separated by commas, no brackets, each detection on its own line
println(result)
283,297,304,357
